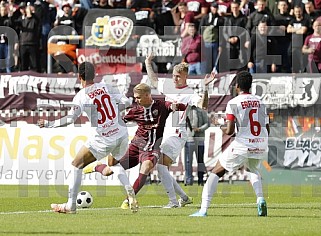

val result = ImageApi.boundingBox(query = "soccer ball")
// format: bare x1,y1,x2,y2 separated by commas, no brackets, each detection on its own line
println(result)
76,191,93,208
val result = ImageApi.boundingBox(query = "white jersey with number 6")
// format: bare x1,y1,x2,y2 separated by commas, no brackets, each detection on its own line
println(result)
72,82,128,139
226,93,269,157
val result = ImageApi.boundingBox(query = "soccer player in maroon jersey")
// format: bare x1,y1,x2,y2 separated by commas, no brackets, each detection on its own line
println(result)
84,83,190,208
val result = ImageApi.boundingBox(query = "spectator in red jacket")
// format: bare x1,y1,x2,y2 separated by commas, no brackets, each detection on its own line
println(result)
181,23,204,75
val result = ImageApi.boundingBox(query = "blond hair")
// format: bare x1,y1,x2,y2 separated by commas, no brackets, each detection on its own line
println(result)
133,83,151,94
173,62,189,74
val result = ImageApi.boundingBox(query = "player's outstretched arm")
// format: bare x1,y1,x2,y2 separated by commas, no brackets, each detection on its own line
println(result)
37,116,76,128
145,52,158,88
37,105,81,128
199,72,216,109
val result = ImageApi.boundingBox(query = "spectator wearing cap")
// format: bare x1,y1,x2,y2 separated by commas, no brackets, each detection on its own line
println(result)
199,2,224,73
51,1,87,73
54,2,73,29
50,0,74,17
53,2,87,35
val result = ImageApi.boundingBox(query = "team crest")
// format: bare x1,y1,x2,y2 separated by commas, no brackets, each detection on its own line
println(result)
86,16,133,47
153,109,158,116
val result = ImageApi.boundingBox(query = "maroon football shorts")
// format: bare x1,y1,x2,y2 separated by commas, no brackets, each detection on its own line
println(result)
118,143,160,170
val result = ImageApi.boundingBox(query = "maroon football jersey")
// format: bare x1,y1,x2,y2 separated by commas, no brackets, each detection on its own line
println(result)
184,0,208,15
124,100,173,151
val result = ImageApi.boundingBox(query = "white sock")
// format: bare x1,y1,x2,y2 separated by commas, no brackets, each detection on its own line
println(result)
157,164,178,204
248,171,264,203
67,166,82,210
172,176,188,200
200,173,219,214
110,164,131,187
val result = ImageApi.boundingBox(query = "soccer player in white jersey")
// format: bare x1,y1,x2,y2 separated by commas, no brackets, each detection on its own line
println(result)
145,53,214,208
37,62,137,213
190,71,270,217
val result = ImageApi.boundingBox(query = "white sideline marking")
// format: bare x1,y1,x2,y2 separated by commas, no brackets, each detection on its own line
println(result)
0,203,256,215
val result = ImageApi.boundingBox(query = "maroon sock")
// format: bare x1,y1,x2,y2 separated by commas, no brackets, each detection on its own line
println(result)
133,173,148,195
94,164,107,174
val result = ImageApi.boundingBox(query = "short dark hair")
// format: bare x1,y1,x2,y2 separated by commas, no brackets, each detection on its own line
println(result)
78,62,95,81
235,71,252,91
231,0,240,6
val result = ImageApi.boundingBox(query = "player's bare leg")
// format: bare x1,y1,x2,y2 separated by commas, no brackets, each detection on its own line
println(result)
83,154,136,212
83,154,116,175
52,146,96,214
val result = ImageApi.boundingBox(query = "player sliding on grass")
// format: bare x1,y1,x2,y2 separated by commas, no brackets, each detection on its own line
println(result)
145,52,215,208
38,62,137,213
190,71,269,217
83,83,192,209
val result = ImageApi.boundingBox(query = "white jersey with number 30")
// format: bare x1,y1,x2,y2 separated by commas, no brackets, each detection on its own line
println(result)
226,93,269,157
72,82,128,139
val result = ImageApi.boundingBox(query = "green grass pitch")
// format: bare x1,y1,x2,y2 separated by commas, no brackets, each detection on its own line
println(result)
0,183,320,235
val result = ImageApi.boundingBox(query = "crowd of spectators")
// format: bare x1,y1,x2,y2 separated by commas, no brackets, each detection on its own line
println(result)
0,0,321,74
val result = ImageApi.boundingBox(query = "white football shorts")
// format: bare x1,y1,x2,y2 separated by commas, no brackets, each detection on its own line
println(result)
219,145,267,173
160,136,186,163
85,133,128,161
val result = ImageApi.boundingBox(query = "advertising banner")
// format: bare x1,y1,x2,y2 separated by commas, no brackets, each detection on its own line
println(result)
76,48,141,74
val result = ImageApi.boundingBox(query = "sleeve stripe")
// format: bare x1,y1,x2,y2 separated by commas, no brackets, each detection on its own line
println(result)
226,114,235,121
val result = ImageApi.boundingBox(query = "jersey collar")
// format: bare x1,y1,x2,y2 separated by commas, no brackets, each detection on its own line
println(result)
175,85,188,89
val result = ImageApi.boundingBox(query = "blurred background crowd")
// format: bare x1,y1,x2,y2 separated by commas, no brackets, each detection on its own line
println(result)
0,0,321,74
